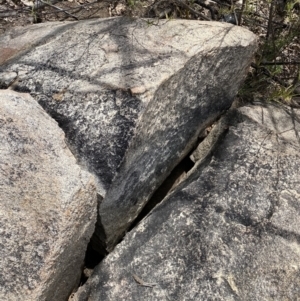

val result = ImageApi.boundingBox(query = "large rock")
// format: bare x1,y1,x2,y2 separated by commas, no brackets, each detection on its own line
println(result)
71,103,300,300
0,17,257,251
0,90,97,301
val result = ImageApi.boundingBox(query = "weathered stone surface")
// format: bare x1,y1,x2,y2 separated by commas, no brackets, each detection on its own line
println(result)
0,17,257,250
71,104,300,301
0,90,97,301
0,21,71,65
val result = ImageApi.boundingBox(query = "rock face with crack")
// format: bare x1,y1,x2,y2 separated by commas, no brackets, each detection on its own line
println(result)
0,90,97,301
0,17,257,251
71,104,300,301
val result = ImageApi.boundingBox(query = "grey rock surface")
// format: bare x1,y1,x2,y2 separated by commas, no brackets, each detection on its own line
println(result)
0,90,97,301
0,17,257,251
71,104,300,301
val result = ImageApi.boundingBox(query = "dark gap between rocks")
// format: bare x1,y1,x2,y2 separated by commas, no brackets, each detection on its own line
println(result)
129,120,219,230
79,198,107,286
77,149,197,288
78,123,215,288
129,152,195,231
79,243,105,286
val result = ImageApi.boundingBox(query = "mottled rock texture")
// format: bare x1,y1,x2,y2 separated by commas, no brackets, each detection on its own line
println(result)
0,90,97,301
0,17,257,251
71,104,300,301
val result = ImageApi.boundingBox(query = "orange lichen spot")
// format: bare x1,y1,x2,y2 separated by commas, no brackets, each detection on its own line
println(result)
0,48,18,65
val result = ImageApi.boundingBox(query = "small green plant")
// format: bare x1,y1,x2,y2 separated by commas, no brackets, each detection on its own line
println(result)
238,0,300,106
269,84,297,103
127,0,139,7
31,5,41,23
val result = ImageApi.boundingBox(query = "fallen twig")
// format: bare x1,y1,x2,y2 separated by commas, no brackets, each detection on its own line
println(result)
260,61,300,66
132,273,157,288
0,9,18,18
39,0,78,20
251,62,289,88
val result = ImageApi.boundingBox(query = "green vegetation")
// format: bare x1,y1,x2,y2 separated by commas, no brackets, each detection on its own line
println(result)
237,0,300,105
